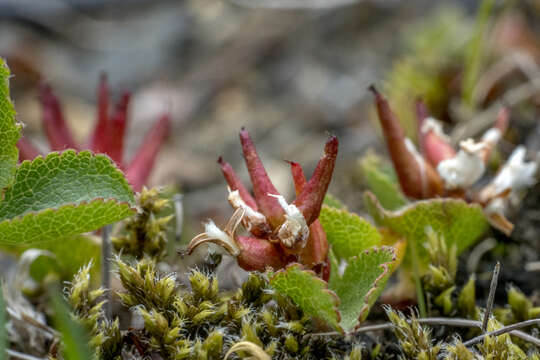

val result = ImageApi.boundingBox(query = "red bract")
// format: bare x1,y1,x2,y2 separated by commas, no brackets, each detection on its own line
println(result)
16,74,170,191
187,129,338,279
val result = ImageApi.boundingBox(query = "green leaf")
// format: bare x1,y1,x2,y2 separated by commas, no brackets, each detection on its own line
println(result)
323,194,346,209
364,192,488,273
0,235,101,281
358,151,407,210
50,291,93,360
270,264,341,331
0,59,22,191
319,205,381,261
0,284,6,360
0,150,136,244
329,247,396,331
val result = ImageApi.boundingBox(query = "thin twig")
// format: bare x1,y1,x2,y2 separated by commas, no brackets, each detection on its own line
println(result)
463,318,540,347
306,317,539,347
101,224,112,318
174,194,184,242
466,238,496,274
482,262,500,332
5,349,47,360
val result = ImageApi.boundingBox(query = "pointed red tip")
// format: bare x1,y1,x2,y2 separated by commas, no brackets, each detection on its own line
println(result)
368,84,379,96
106,91,131,165
90,73,110,153
218,156,258,210
125,113,170,191
239,128,284,228
38,82,79,151
293,135,339,225
287,160,307,196
373,89,442,199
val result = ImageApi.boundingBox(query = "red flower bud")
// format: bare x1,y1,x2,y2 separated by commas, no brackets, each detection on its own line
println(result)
416,99,456,167
236,236,286,271
126,114,170,192
287,160,329,273
239,129,285,228
371,86,443,199
105,92,130,165
89,73,110,154
293,136,338,225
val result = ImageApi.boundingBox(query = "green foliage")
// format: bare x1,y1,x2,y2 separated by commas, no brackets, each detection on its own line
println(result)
112,187,172,260
270,264,341,331
111,259,365,358
330,247,395,331
0,151,135,245
0,59,22,191
358,151,407,210
1,235,101,283
0,61,135,247
0,285,6,360
364,192,488,273
50,291,93,360
386,307,440,360
494,286,540,325
319,205,382,260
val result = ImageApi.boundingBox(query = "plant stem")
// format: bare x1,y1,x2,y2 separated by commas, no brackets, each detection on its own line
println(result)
482,261,500,332
101,225,112,318
410,243,427,318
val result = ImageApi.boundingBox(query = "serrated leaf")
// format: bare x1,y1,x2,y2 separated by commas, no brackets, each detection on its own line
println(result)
270,264,341,331
329,247,396,331
364,192,488,272
358,151,406,210
50,291,93,360
319,205,381,261
0,59,22,191
0,150,135,244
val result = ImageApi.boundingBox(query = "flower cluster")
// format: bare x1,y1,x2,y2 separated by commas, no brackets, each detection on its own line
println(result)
17,74,170,191
187,128,338,278
370,86,538,235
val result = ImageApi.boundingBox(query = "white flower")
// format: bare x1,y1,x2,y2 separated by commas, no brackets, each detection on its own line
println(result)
437,139,486,189
488,146,537,196
228,189,268,232
268,194,309,249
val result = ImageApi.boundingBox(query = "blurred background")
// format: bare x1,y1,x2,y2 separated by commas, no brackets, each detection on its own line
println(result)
2,0,539,240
